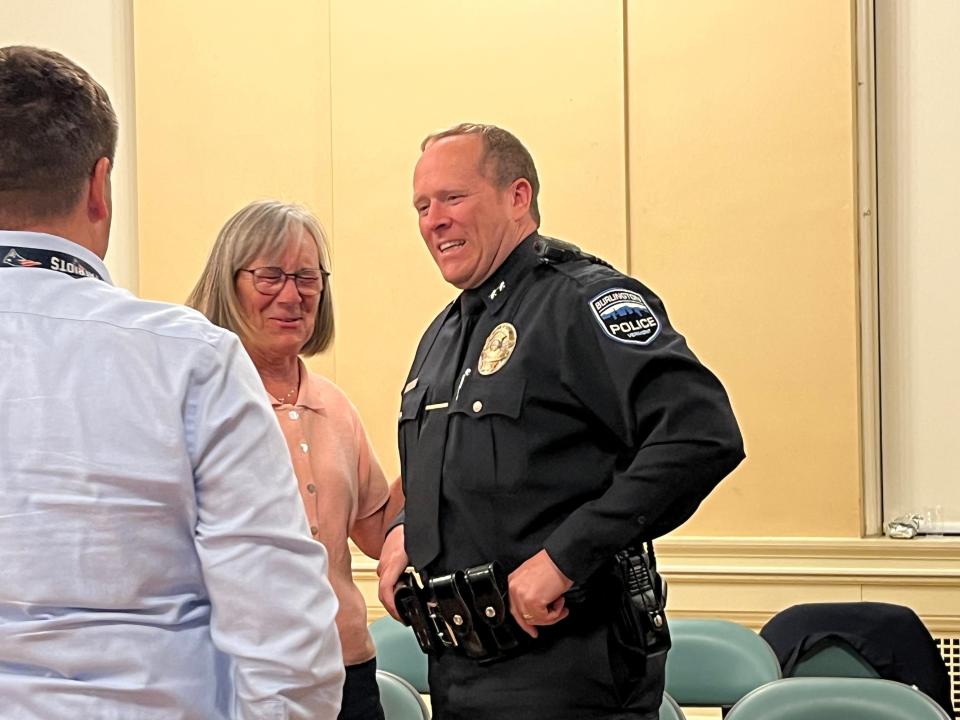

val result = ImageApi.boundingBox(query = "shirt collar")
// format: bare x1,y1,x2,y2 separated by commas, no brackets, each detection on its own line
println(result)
0,230,113,285
468,231,541,315
268,358,325,412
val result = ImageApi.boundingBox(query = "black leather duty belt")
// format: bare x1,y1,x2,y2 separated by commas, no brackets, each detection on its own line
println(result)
394,544,672,663
394,561,526,663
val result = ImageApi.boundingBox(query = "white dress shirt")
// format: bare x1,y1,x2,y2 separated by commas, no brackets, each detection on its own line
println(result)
0,231,344,719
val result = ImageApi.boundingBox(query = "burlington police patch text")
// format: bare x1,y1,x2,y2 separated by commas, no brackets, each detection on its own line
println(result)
589,287,660,345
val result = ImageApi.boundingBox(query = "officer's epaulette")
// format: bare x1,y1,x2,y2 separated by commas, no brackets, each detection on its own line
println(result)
532,235,614,270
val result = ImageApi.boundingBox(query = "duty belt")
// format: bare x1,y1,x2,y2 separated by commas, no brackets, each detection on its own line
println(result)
394,545,672,663
395,561,526,662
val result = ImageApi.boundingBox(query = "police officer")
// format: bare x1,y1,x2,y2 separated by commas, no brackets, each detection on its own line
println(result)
378,123,745,719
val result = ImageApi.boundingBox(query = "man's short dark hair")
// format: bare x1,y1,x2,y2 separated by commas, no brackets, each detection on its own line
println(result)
0,46,118,227
421,123,541,225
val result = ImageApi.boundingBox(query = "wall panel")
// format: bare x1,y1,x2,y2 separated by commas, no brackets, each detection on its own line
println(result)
131,1,866,538
627,0,862,536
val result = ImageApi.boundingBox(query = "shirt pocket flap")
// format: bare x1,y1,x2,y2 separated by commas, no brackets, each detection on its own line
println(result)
452,377,526,420
398,384,428,423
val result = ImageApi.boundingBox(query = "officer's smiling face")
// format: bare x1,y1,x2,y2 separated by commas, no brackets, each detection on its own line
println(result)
413,134,522,290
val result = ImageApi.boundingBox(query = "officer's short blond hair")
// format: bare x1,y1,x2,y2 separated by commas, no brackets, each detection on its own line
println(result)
421,123,541,226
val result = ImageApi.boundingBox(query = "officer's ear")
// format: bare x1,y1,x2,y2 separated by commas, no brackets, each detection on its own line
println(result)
506,178,533,221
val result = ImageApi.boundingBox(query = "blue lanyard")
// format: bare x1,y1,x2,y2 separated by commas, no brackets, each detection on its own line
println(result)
0,246,103,281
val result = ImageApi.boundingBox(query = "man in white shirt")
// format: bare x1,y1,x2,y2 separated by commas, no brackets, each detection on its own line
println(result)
0,45,344,720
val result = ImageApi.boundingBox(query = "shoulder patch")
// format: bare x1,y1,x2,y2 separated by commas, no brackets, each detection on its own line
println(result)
589,287,660,345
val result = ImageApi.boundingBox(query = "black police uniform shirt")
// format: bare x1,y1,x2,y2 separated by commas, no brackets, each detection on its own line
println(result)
399,233,745,584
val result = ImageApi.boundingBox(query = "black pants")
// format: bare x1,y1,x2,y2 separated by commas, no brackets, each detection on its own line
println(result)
337,657,385,720
428,617,664,720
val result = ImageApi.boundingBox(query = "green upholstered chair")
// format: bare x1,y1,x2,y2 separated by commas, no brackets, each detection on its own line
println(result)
370,615,430,693
665,619,781,712
659,692,687,720
759,601,954,716
789,636,880,679
724,677,953,720
376,670,431,720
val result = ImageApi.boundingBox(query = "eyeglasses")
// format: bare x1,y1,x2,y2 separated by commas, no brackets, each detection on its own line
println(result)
237,267,329,297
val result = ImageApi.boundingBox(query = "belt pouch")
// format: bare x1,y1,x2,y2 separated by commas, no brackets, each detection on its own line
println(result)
613,547,671,657
463,562,524,654
394,571,443,655
429,571,487,658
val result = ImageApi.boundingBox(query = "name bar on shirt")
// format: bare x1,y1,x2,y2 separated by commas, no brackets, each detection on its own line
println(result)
0,246,103,280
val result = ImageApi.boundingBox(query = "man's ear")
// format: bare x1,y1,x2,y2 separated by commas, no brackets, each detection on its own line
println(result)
86,157,112,223
509,178,533,220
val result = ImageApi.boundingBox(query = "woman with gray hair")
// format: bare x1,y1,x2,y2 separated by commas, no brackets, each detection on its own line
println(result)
188,200,401,720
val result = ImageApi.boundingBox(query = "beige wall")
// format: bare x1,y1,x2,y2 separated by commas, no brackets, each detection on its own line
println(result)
627,1,861,535
132,0,861,538
133,0,336,377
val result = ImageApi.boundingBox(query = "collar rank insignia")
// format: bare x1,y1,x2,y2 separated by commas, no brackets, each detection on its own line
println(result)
478,322,517,375
590,287,661,345
489,280,506,300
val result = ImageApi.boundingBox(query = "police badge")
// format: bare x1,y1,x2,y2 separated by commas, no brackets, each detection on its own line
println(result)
478,323,517,375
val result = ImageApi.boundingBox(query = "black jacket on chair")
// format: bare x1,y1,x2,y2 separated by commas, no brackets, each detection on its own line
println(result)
760,602,954,717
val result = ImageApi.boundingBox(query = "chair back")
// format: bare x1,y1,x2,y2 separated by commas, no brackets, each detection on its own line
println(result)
791,637,880,678
376,670,431,720
724,676,953,720
665,619,781,708
370,615,430,693
659,692,687,720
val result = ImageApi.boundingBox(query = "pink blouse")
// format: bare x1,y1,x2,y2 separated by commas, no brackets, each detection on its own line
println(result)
269,363,389,666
